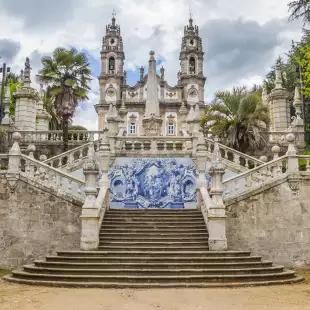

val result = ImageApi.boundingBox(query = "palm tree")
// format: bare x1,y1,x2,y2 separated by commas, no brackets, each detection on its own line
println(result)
288,0,310,24
37,47,92,151
200,87,270,153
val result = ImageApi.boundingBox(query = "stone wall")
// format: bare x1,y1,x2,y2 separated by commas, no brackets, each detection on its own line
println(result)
0,174,82,270
226,176,310,268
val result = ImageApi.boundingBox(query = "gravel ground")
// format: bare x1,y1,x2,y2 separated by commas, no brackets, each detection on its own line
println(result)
1,278,310,310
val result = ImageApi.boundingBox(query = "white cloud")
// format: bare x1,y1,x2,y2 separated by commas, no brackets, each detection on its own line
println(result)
0,0,303,129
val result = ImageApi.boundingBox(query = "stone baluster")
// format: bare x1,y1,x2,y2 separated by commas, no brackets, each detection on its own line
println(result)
286,133,298,173
26,144,36,177
80,152,100,250
208,139,227,251
7,132,22,189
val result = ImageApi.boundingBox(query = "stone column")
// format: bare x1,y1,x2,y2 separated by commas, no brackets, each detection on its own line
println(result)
98,128,111,187
208,139,227,251
80,154,100,251
286,133,298,173
7,132,22,189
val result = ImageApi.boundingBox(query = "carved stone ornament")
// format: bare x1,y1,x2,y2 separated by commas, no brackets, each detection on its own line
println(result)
166,114,175,124
128,91,138,98
142,114,163,136
188,85,198,98
288,179,300,196
166,92,176,98
129,114,137,122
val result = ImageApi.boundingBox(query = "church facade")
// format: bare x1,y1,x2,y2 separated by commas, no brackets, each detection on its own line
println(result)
95,15,206,137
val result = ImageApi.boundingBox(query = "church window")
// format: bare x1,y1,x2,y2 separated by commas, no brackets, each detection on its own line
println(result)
190,39,194,45
129,123,136,135
189,57,196,74
109,56,115,71
168,124,175,135
110,38,115,45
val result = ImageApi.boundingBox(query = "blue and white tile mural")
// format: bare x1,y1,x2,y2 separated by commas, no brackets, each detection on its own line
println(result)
108,158,198,209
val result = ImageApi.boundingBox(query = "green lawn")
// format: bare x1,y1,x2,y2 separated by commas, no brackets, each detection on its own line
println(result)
0,270,11,277
296,269,310,284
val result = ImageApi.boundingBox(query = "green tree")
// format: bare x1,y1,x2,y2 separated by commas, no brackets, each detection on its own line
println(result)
288,0,310,24
37,47,92,151
200,87,270,153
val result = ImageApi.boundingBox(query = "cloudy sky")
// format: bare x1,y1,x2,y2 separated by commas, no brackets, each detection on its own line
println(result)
0,0,303,130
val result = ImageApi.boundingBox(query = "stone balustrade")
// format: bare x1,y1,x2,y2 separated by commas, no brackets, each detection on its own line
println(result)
115,136,193,157
8,130,101,145
43,140,101,171
223,155,289,200
205,138,263,171
21,154,85,202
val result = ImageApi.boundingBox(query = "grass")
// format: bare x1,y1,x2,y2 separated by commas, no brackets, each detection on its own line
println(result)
0,270,11,277
296,269,310,284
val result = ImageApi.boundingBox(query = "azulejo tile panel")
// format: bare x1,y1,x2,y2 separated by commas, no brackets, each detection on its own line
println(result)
108,158,198,209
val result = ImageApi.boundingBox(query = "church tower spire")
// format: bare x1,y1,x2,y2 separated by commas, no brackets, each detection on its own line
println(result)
95,11,125,131
179,15,206,105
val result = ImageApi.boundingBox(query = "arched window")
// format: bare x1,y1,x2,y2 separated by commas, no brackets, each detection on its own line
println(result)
189,57,196,74
109,56,115,72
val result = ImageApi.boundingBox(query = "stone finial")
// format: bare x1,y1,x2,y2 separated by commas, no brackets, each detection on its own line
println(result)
179,101,188,114
23,57,32,86
12,132,22,144
27,144,36,157
140,66,144,82
39,154,47,161
275,60,283,89
271,145,280,159
286,133,296,156
293,85,303,121
160,66,165,80
211,136,224,169
259,155,268,162
123,71,127,84
149,50,155,61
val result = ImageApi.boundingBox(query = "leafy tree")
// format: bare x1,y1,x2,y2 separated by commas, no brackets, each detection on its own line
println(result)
37,47,92,151
200,87,270,153
288,0,310,24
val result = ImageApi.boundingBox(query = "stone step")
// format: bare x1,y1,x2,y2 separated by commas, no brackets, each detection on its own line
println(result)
101,223,206,228
46,256,262,263
99,232,209,237
100,228,208,233
34,260,275,269
9,270,297,284
4,275,304,288
23,265,285,276
105,214,203,219
98,241,209,246
97,245,209,251
99,236,208,242
103,217,205,222
56,250,252,257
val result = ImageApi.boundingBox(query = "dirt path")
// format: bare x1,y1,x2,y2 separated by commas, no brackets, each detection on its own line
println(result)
1,279,310,310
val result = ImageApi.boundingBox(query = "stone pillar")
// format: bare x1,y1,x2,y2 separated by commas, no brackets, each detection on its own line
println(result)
286,133,298,173
268,61,290,132
208,138,227,251
80,154,100,250
292,85,305,149
7,132,22,189
195,128,207,188
98,128,111,187
36,86,51,133
1,87,12,126
14,58,38,131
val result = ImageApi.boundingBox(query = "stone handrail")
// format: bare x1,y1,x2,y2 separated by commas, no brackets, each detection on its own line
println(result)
268,131,304,144
198,186,214,226
205,138,263,171
21,154,85,202
97,186,110,231
8,130,101,144
115,136,193,156
222,155,288,200
0,154,9,170
43,140,101,171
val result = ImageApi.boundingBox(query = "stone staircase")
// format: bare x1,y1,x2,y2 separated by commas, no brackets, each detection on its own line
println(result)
4,209,303,288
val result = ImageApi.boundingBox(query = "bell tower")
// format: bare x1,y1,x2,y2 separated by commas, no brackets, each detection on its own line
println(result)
179,16,206,105
95,11,125,131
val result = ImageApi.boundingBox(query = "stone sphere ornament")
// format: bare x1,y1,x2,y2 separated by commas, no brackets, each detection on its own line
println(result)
259,155,268,162
12,132,22,142
271,145,280,154
286,133,295,143
27,144,36,154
